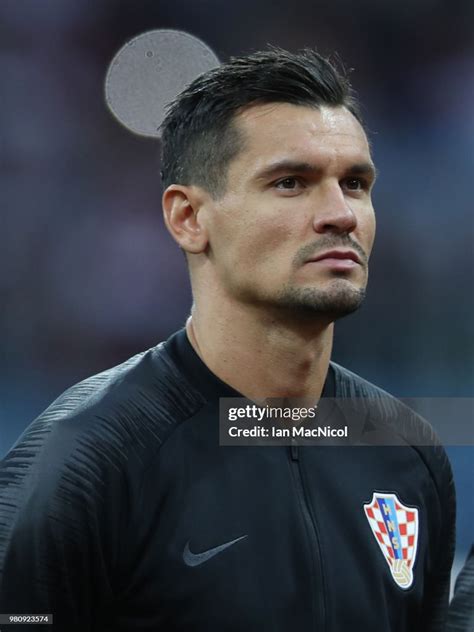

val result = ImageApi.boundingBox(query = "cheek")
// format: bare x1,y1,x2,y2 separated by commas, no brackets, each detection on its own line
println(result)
358,205,376,254
367,209,377,250
207,207,247,259
215,215,274,255
244,215,296,264
210,195,300,269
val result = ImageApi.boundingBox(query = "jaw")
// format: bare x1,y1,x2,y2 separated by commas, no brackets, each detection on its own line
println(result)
272,275,368,320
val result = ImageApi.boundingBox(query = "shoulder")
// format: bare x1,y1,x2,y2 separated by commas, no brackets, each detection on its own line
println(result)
330,360,437,441
330,361,455,510
25,341,203,439
331,360,403,401
0,341,207,502
0,341,208,570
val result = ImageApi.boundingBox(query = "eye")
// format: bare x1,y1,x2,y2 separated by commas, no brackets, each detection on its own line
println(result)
342,178,370,191
343,177,364,191
274,177,302,190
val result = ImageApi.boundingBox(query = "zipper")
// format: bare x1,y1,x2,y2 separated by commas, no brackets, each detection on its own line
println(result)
289,439,327,630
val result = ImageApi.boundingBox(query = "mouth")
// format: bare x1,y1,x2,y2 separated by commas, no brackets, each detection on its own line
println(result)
304,249,362,272
308,250,361,264
307,249,361,264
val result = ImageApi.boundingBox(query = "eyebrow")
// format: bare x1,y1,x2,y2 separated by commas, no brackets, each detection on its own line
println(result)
254,159,378,182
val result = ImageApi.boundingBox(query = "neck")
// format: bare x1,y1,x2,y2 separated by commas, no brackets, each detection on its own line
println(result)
185,295,334,403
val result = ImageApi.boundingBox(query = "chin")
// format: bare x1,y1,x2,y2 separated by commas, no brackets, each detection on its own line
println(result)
275,280,367,320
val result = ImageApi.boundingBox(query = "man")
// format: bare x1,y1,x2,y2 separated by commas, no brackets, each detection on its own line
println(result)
0,48,455,630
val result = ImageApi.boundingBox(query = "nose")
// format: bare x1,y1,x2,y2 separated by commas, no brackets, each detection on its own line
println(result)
312,181,357,235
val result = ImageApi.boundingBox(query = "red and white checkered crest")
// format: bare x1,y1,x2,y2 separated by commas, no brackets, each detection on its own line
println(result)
363,492,419,589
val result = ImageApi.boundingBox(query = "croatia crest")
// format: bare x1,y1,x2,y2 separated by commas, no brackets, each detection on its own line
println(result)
363,492,419,589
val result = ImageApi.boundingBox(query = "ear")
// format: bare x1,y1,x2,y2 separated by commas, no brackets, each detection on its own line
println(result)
162,185,209,254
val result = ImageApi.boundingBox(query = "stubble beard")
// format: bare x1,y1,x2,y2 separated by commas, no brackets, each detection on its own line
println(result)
274,277,367,322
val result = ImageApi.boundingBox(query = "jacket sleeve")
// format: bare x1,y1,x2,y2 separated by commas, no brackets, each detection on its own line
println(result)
0,411,124,631
421,444,457,631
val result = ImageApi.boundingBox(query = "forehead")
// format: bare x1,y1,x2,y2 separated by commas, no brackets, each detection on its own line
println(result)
231,103,371,174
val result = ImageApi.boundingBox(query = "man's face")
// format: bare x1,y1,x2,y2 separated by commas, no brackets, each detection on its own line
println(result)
203,103,377,321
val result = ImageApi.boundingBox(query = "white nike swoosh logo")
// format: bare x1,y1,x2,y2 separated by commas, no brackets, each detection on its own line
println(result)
183,535,248,567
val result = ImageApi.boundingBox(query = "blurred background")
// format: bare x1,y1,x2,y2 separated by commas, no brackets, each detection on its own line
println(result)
1,0,472,583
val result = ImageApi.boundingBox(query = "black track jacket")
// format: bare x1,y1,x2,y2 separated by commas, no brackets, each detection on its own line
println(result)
0,328,456,630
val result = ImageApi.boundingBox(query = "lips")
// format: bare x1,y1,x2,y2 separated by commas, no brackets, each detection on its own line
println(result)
308,250,361,264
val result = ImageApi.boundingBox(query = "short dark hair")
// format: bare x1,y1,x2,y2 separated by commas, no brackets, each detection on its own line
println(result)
160,46,363,198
